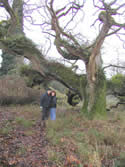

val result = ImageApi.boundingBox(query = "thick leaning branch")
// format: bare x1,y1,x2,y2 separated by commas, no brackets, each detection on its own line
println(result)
0,0,15,19
20,65,80,93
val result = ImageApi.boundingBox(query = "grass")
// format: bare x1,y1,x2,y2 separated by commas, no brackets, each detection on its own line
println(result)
0,119,13,135
0,126,12,135
1,104,125,166
10,104,40,119
46,109,125,166
16,145,27,156
0,105,40,136
15,117,35,128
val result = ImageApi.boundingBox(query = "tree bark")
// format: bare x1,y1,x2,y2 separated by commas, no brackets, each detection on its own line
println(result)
80,13,112,116
81,67,106,117
8,0,24,36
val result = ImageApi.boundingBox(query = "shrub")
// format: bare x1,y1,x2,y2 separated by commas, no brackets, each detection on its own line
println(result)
0,75,40,105
111,73,125,88
107,73,125,94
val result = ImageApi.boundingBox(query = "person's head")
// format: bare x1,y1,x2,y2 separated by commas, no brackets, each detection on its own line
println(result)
47,88,52,95
51,90,56,96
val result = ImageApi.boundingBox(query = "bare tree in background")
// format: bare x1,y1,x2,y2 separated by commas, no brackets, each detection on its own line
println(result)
0,0,125,115
39,0,125,115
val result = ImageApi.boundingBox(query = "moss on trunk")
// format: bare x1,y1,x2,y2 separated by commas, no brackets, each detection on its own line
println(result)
81,69,106,118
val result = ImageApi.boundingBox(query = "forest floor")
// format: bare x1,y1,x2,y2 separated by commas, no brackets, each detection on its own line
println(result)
0,105,52,167
0,105,125,167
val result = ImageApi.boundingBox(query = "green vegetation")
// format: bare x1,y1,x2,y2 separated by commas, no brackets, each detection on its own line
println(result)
19,64,44,87
47,61,82,91
107,73,125,92
0,104,125,166
0,0,125,165
0,52,16,76
111,73,125,85
81,69,106,118
91,70,106,117
0,126,12,135
15,117,35,128
16,145,27,156
0,119,13,135
0,20,10,37
46,110,125,166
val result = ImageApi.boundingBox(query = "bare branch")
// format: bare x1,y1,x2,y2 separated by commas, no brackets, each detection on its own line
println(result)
91,18,99,27
113,22,125,28
106,27,122,36
115,34,125,49
63,10,78,29
42,31,56,38
93,0,104,10
56,6,66,15
57,3,84,19
109,0,117,6
103,64,125,70
116,3,125,11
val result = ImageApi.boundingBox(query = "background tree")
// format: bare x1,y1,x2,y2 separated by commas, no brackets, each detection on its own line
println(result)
0,0,24,75
39,0,125,115
0,0,82,104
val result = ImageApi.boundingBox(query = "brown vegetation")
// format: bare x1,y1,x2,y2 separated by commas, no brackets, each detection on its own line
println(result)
0,75,41,105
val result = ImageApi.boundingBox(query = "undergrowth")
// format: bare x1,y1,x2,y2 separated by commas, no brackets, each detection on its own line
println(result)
46,110,125,167
0,105,125,166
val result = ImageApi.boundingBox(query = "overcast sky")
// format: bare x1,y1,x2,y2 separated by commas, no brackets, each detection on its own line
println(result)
0,0,125,77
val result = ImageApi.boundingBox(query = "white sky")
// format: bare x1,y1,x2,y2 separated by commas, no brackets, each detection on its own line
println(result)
0,0,125,77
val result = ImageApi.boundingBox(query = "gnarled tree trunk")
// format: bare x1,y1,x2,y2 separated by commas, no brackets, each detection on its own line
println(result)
81,20,111,116
82,67,106,117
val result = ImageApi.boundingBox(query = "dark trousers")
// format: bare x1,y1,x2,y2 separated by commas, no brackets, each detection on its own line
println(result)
42,107,50,120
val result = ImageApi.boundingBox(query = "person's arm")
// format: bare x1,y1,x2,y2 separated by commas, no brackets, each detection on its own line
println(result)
53,96,57,105
40,94,45,107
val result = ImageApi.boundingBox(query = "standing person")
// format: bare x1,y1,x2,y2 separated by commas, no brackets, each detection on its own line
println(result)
40,88,52,126
50,91,57,121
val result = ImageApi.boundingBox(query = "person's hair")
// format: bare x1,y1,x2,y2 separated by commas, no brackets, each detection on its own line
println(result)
51,90,56,96
47,88,52,91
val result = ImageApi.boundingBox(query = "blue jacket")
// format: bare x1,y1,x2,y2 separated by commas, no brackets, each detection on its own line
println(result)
40,92,51,108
